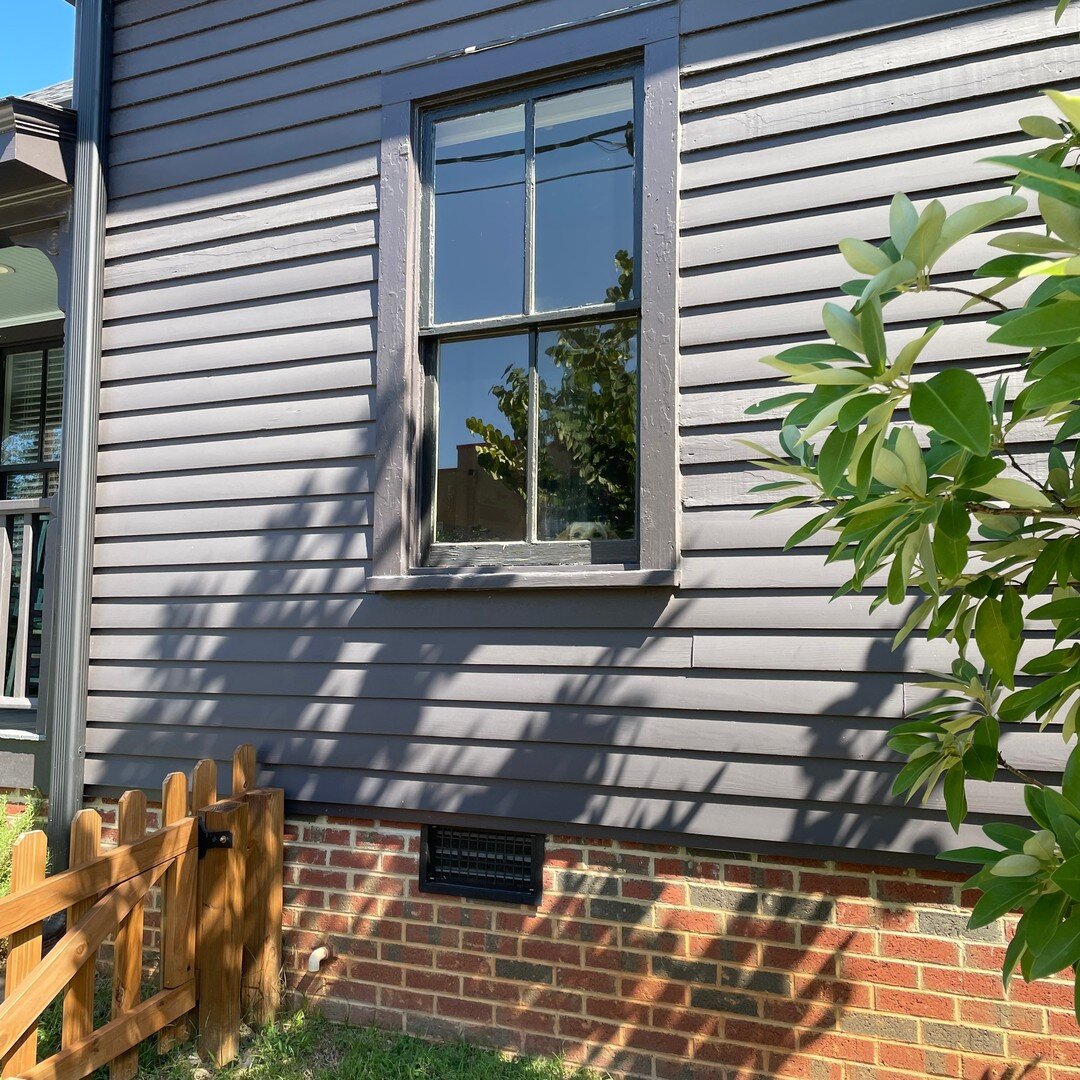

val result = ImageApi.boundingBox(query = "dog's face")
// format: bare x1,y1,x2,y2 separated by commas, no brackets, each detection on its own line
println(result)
558,521,613,540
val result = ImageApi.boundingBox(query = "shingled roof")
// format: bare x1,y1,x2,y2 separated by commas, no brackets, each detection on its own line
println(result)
21,81,74,109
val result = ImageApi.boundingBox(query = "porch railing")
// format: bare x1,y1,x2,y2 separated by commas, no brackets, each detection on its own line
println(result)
0,496,55,711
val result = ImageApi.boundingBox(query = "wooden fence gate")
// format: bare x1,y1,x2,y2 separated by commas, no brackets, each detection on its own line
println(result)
0,745,284,1079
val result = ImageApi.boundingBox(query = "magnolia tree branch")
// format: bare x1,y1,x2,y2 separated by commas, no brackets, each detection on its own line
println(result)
925,284,1011,312
997,752,1048,789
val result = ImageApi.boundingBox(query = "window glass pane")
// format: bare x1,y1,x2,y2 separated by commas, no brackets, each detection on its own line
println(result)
534,81,635,312
536,321,637,541
2,351,43,466
5,472,43,501
435,334,529,543
433,105,526,324
44,347,63,462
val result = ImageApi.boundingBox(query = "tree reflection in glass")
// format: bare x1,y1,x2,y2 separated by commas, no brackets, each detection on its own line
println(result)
461,253,638,543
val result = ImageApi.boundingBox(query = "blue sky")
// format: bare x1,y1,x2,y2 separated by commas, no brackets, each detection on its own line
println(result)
1,0,75,99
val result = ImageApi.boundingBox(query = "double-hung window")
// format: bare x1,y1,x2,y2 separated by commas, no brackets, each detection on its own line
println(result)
419,70,642,567
372,22,679,589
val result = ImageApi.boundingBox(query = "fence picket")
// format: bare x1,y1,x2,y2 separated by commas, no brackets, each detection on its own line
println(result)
111,791,147,1080
232,745,256,796
62,810,101,1049
197,799,248,1067
241,789,284,1025
159,772,196,1053
2,830,46,1078
192,759,217,813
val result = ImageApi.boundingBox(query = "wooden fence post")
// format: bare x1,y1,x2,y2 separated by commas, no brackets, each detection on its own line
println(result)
159,772,196,1053
63,809,101,1049
2,829,46,1077
197,799,248,1067
239,789,284,1025
111,790,146,1080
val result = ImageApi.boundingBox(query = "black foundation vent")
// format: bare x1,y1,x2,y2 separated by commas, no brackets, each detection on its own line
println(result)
419,825,544,905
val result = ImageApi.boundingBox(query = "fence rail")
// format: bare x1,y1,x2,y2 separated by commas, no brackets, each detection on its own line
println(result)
0,745,283,1079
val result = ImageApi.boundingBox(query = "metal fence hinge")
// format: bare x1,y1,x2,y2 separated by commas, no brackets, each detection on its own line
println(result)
198,821,233,859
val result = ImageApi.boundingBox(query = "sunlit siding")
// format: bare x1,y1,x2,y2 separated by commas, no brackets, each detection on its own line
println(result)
87,0,1078,860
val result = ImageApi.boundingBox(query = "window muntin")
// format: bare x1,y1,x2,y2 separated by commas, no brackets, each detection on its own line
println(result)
421,69,642,566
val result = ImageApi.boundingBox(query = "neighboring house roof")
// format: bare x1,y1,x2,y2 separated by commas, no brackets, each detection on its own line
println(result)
22,82,74,109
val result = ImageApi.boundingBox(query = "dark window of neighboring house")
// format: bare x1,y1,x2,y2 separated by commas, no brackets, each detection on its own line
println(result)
0,340,62,699
419,69,642,568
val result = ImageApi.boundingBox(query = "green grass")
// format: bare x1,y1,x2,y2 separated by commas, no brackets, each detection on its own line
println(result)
36,995,606,1080
0,791,44,897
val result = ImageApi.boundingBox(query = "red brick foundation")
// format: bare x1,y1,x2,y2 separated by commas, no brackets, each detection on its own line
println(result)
280,814,1080,1080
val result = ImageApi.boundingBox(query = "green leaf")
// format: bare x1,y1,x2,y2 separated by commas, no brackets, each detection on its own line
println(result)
1029,912,1080,980
818,427,859,497
889,193,919,254
1041,193,1080,249
944,765,968,831
1026,786,1054,832
860,297,887,373
1021,354,1080,410
1051,855,1080,902
891,322,942,380
1064,744,1080,807
930,195,1027,265
837,392,889,432
976,595,1021,689
938,846,1006,864
974,478,1054,510
858,259,918,308
933,500,970,580
963,715,999,783
985,822,1036,851
746,393,807,417
822,302,864,354
1056,0,1075,23
977,254,1053,278
989,853,1043,877
903,199,947,269
1021,890,1069,955
969,878,1040,929
776,344,864,365
1002,923,1027,990
910,368,991,456
1020,115,1066,140
989,301,1080,349
988,155,1080,210
839,238,892,276
1046,89,1080,133
1029,541,1065,596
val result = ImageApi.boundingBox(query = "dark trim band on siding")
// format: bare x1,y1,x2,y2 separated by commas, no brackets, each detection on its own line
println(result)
43,0,112,868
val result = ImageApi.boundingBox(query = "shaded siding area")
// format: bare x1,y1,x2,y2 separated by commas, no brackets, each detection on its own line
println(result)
87,0,1078,859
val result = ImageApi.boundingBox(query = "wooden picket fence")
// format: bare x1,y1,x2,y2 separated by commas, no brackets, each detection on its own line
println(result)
0,745,283,1079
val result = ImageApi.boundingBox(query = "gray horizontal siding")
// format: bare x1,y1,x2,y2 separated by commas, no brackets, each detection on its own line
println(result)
88,0,1075,860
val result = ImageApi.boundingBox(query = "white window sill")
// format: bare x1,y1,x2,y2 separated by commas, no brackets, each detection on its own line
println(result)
368,566,679,591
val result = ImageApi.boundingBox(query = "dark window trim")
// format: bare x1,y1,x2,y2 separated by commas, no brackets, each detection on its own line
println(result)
371,15,679,591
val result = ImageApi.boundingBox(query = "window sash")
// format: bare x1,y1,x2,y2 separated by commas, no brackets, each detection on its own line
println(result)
422,316,641,564
419,64,643,334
